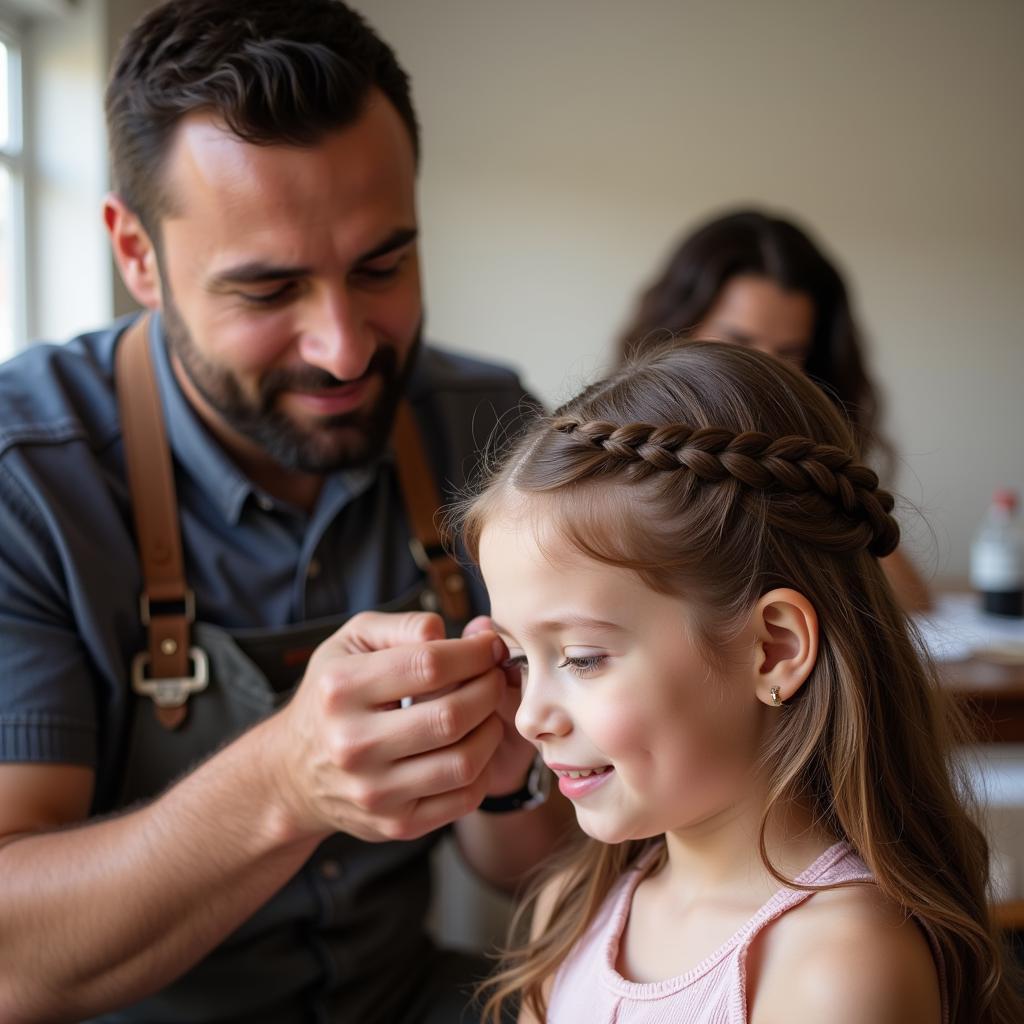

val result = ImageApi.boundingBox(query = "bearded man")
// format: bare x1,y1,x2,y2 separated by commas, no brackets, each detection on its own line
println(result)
0,3,566,1022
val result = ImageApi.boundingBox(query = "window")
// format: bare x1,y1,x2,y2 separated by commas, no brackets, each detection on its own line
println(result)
0,20,24,360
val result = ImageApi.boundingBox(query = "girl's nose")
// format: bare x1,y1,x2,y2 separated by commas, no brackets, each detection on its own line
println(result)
515,673,572,744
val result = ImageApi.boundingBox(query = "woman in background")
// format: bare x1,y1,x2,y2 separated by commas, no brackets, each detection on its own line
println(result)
617,207,930,611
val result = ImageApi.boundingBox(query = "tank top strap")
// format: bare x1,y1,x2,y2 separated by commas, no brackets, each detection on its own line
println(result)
730,842,872,1021
913,919,952,1024
730,842,948,1024
740,841,872,937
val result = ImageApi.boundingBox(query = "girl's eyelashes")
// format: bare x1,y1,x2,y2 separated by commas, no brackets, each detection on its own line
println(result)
500,652,608,681
558,654,607,677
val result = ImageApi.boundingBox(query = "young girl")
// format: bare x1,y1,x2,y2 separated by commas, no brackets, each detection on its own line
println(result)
458,342,1021,1023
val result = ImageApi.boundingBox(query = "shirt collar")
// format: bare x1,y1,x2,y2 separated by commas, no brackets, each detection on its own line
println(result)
147,313,386,526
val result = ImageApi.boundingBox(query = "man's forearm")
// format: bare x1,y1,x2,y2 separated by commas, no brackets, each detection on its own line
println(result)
0,717,320,1024
454,789,575,892
0,615,511,1022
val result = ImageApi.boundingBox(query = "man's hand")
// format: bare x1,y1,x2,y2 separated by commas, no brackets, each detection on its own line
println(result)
266,611,509,844
463,614,537,797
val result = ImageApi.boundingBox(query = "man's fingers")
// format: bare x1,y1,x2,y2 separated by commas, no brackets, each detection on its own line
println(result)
360,713,504,816
396,766,498,841
376,770,495,843
324,666,505,773
318,631,503,708
461,615,493,638
410,779,494,836
371,667,506,760
335,610,446,653
288,620,511,840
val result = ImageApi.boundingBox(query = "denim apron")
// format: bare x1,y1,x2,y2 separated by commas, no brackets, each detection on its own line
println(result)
91,319,485,1024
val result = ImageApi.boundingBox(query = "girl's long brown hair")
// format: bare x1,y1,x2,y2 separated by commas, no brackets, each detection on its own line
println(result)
458,342,1021,1024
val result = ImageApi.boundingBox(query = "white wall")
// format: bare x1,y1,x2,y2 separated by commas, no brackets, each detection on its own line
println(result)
356,0,1024,580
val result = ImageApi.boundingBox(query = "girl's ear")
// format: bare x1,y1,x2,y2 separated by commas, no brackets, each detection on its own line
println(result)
103,193,163,310
748,588,818,706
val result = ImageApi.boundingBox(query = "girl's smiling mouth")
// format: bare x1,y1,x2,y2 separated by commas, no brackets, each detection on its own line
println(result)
547,763,615,798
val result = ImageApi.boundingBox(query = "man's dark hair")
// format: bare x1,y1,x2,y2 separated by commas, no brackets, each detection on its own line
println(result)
105,0,418,234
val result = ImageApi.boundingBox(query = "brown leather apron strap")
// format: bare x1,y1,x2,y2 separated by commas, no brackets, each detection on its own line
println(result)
391,401,471,624
115,316,202,730
115,318,469,727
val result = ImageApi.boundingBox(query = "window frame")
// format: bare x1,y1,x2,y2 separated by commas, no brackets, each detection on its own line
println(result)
0,13,27,357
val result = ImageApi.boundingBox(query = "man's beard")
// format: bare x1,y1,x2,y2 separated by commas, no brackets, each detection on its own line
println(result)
162,295,421,474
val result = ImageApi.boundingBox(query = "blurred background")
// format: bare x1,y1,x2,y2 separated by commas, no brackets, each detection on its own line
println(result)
1,0,1021,579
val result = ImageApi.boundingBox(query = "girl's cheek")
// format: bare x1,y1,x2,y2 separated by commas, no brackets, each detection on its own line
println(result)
588,700,655,758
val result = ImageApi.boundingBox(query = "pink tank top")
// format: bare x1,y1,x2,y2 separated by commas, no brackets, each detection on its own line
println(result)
546,842,948,1024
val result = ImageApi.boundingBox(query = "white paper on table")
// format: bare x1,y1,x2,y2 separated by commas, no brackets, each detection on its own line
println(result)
911,601,1024,900
913,592,1024,663
960,744,1024,902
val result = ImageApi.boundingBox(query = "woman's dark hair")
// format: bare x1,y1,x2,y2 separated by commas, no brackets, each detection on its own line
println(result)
105,0,417,236
617,208,891,472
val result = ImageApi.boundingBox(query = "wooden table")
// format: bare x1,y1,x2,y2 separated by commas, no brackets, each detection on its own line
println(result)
943,657,1024,744
941,656,1024,929
994,901,1024,929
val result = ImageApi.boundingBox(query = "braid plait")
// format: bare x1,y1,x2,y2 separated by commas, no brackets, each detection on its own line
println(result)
551,417,899,557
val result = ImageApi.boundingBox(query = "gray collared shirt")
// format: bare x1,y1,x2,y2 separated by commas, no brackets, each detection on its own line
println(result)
0,313,532,811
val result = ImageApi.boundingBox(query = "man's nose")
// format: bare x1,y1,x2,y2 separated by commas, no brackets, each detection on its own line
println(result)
297,288,374,382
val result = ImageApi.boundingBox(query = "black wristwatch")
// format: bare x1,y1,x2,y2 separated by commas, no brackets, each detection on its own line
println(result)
479,754,550,814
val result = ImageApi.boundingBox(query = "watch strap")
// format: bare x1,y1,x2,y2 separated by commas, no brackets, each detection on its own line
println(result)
479,754,550,814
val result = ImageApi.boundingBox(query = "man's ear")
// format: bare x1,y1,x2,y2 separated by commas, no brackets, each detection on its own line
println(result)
749,588,818,706
103,193,162,310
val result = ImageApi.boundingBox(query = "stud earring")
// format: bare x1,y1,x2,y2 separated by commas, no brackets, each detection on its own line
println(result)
769,686,783,707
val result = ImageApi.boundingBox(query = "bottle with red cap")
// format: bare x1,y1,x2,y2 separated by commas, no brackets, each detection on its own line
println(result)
969,489,1024,617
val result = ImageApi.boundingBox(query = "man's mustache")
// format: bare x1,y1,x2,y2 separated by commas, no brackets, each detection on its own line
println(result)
260,348,398,397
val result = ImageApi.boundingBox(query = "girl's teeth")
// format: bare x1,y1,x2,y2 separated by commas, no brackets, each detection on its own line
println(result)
563,767,608,779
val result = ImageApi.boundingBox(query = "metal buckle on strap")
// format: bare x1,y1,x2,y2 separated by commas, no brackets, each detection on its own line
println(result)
139,589,196,626
409,538,443,572
409,539,466,592
409,539,469,621
130,646,209,708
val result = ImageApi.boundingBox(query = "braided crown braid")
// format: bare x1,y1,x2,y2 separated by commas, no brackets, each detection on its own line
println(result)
550,417,900,558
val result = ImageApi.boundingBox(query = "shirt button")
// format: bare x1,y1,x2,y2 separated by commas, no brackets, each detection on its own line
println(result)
307,558,322,579
320,859,342,881
256,495,274,512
